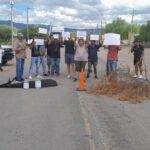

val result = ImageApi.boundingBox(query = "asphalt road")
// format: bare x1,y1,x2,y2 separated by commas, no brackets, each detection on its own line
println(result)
0,47,150,150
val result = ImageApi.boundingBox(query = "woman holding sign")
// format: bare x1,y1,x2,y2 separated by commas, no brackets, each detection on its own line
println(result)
74,38,88,81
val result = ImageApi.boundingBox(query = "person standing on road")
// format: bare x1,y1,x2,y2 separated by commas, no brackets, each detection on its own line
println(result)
105,45,121,75
28,35,41,79
45,36,53,76
13,33,26,81
50,37,62,76
131,40,144,79
0,45,4,72
87,40,101,79
64,37,75,79
74,38,88,81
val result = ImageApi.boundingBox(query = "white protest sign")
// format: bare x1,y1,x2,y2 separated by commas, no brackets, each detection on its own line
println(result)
53,34,59,39
35,39,44,45
77,31,87,40
27,39,33,44
52,26,64,32
62,32,70,39
38,28,48,34
90,35,99,41
103,33,120,45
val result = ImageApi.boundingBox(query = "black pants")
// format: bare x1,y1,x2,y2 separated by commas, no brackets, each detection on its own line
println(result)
87,61,97,75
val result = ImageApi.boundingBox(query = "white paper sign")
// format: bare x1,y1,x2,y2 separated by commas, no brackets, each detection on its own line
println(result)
27,39,33,44
77,31,87,40
35,39,44,45
53,34,59,39
90,35,99,41
52,26,64,32
103,33,120,45
38,28,48,34
62,32,70,39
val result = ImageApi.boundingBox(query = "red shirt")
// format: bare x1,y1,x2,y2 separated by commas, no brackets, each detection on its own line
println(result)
107,45,120,61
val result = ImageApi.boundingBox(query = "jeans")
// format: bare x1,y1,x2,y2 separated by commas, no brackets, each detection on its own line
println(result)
16,58,25,80
51,58,60,75
107,60,117,75
87,61,97,75
40,56,47,74
29,57,41,76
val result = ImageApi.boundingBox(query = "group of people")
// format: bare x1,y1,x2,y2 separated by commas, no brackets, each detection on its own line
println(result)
12,33,145,82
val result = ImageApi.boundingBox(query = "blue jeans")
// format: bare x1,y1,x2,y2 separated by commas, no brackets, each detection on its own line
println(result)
29,57,41,76
40,56,47,74
51,58,60,75
16,58,25,80
107,60,117,75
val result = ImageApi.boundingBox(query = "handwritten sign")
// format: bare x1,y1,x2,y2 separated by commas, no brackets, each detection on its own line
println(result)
103,33,120,45
35,39,44,45
53,34,59,39
90,35,99,41
62,32,70,39
52,26,64,33
77,31,87,40
38,28,48,34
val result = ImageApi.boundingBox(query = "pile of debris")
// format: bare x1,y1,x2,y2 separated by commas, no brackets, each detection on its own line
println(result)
89,66,150,104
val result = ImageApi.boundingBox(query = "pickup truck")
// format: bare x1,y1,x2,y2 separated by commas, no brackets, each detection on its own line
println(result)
1,45,14,65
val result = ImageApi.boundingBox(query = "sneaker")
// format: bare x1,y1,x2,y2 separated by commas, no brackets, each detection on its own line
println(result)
73,78,77,82
138,75,143,79
29,76,32,79
67,75,71,79
37,75,42,79
133,74,138,78
95,75,98,79
86,75,89,78
43,74,48,77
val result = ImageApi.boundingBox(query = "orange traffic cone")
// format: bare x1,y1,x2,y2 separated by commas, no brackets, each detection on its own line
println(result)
76,68,86,91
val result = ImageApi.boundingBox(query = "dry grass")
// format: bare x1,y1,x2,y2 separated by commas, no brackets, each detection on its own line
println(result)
89,71,150,104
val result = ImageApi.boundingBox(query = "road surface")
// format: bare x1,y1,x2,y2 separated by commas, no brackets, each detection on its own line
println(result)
0,47,150,150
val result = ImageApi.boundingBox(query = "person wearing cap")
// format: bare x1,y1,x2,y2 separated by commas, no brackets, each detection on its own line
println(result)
131,40,144,78
87,40,101,79
13,33,26,81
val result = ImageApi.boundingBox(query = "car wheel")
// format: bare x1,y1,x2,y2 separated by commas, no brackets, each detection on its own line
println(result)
2,60,7,65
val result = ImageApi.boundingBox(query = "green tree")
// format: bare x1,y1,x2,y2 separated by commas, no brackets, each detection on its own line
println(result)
104,18,140,40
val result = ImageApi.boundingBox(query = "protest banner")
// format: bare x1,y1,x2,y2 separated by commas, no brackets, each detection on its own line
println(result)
52,26,64,33
53,34,59,39
103,33,120,45
35,39,44,45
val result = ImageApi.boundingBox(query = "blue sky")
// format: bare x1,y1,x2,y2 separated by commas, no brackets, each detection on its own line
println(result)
0,0,150,28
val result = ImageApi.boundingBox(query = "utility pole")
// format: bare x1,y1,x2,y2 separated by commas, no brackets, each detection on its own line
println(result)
10,0,14,47
131,9,135,34
27,8,34,41
101,20,103,36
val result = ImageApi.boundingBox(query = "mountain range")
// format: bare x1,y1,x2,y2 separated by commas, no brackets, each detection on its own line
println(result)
0,20,101,33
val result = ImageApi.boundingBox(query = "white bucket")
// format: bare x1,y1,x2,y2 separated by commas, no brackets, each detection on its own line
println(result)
35,79,41,89
23,80,29,89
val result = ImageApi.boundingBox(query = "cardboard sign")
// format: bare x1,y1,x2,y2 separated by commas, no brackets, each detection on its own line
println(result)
103,33,120,45
90,35,99,41
38,28,48,34
77,31,87,40
62,32,70,39
35,39,44,45
53,34,59,39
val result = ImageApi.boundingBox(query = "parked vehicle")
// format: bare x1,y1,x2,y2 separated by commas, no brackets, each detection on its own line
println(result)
1,45,14,65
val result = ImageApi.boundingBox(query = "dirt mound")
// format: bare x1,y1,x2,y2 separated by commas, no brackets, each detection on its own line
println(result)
89,71,150,104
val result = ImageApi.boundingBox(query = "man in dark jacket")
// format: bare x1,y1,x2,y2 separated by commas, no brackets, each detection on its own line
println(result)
131,40,144,79
87,40,101,79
